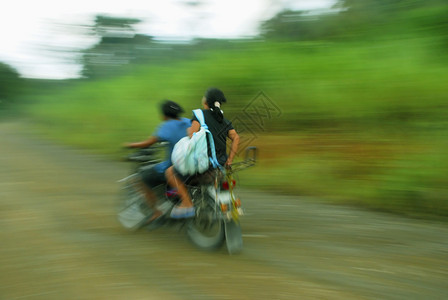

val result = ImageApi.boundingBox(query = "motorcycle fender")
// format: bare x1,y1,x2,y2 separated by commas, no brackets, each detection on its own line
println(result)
217,191,232,204
225,220,243,255
206,186,232,204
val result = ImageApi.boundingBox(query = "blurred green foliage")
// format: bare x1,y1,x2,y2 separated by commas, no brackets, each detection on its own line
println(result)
262,0,448,42
17,0,448,218
0,62,23,110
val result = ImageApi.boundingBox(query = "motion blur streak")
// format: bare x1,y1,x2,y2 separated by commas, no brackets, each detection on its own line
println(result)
1,1,447,298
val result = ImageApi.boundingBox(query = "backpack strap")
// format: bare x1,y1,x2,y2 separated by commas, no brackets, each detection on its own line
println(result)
193,109,208,129
193,109,222,169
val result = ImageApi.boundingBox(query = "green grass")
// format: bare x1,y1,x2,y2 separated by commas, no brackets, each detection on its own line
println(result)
21,33,448,219
237,129,448,219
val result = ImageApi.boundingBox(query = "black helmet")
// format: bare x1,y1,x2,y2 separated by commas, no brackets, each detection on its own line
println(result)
161,100,184,118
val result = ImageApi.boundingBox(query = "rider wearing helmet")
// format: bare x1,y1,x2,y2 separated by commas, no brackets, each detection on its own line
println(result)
125,100,191,222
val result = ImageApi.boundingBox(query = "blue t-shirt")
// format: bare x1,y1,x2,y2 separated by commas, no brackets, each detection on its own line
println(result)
153,117,191,173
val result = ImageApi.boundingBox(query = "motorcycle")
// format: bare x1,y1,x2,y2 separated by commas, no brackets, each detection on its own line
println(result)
117,143,257,254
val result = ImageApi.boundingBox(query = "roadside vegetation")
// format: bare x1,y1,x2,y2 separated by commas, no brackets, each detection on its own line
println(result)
5,0,448,219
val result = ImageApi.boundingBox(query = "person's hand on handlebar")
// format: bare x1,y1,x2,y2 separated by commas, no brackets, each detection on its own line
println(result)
225,158,233,167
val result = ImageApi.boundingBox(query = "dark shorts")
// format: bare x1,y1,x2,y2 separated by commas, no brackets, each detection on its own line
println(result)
140,166,166,188
172,167,220,186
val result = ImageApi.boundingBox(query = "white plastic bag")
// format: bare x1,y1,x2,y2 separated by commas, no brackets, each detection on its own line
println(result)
171,109,219,175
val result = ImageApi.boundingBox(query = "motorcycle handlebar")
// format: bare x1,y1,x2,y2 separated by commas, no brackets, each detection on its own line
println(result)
123,142,167,163
227,146,258,173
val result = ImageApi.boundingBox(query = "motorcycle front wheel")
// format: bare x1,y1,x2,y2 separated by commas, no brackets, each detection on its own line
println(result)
117,174,151,231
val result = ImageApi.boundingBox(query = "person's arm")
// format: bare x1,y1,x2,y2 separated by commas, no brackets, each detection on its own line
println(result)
188,120,201,138
226,129,239,166
125,136,158,148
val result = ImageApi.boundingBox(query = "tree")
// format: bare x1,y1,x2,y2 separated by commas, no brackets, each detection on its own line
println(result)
261,0,448,41
91,15,141,38
0,62,22,107
80,15,152,78
260,10,341,41
333,0,448,38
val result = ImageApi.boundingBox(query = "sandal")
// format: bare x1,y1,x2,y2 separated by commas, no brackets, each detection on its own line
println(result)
170,206,195,219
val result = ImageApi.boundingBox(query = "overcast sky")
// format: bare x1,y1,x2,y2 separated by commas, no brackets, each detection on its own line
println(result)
0,0,335,79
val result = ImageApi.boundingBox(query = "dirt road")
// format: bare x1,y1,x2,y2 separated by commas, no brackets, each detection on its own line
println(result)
1,121,447,300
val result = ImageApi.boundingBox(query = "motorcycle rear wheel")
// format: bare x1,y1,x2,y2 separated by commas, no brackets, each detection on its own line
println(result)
186,218,225,250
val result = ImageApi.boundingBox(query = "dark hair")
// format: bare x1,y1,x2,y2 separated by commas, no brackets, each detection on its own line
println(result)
161,100,184,119
204,88,226,123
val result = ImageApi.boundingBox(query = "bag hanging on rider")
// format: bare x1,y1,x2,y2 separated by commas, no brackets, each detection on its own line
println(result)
171,109,220,175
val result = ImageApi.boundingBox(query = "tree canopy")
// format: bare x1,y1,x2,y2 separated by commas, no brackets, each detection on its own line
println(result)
260,0,448,41
0,62,22,107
